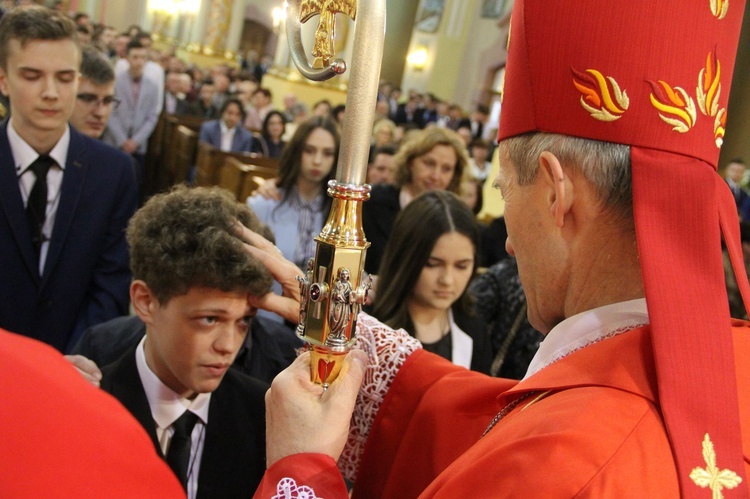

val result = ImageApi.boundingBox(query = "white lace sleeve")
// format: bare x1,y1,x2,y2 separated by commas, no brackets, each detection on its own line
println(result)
336,312,423,482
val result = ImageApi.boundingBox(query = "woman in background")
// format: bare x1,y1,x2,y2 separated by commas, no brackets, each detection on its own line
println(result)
262,110,287,158
247,116,339,269
363,127,470,274
372,190,491,373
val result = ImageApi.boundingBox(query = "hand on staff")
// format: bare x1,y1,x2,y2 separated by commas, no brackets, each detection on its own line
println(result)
235,222,302,323
265,350,368,466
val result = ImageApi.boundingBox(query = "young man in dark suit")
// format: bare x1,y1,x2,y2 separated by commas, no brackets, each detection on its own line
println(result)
100,186,272,498
0,6,137,353
198,97,265,154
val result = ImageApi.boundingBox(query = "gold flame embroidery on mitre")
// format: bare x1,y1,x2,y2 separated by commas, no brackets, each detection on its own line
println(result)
697,50,722,117
689,433,742,498
711,0,729,19
715,108,727,148
572,68,629,122
647,80,697,133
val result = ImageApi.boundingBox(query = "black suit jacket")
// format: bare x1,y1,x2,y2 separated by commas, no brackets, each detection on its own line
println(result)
362,184,401,274
101,345,268,498
393,103,418,126
0,122,137,352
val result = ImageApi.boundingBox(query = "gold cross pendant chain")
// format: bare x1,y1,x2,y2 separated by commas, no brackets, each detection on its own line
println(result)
481,390,553,438
481,391,536,438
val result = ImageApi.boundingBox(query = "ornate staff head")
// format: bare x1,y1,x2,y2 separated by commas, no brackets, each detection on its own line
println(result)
286,0,385,387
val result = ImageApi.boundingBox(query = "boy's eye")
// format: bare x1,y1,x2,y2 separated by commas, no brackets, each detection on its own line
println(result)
20,70,40,80
199,317,218,326
57,72,76,83
238,316,253,331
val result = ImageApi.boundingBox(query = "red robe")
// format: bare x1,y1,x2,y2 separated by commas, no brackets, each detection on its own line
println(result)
0,329,183,498
255,323,750,498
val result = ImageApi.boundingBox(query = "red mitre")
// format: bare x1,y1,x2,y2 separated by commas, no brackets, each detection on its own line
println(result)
498,1,748,497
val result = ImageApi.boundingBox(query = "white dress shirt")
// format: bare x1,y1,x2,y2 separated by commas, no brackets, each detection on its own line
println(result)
448,309,474,369
9,118,70,275
524,298,649,380
219,121,236,152
135,337,211,499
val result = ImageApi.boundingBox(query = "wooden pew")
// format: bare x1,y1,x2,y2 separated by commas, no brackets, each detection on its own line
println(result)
217,156,279,201
195,143,279,188
171,125,199,185
153,114,206,191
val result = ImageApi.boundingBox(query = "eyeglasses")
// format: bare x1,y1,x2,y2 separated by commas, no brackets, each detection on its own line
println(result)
76,93,121,110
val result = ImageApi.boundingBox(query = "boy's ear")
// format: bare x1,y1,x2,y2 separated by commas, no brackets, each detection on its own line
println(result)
0,67,9,97
130,280,158,324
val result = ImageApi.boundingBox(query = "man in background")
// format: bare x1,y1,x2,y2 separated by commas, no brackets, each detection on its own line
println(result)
70,47,118,139
724,158,750,220
104,39,161,194
0,6,136,352
366,145,396,186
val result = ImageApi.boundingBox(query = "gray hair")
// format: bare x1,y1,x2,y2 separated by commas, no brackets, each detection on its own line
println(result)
498,133,632,222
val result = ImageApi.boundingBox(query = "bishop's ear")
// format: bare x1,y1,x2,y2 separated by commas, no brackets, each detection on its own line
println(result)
538,151,573,228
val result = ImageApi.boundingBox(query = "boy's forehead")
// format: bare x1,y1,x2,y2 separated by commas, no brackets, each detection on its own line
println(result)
79,78,114,96
7,37,80,68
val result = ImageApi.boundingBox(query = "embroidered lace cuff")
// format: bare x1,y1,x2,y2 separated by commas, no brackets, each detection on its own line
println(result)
336,312,422,482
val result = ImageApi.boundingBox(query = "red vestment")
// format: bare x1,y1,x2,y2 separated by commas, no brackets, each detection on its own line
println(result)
0,329,183,498
255,323,750,498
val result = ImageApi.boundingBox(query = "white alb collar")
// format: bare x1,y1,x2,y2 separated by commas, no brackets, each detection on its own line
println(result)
523,298,649,380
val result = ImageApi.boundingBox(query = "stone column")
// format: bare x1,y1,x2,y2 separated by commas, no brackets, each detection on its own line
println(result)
224,0,247,56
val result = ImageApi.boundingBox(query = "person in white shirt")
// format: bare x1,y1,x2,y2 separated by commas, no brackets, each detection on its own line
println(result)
239,1,750,496
99,186,272,498
468,138,492,183
0,6,136,352
198,97,265,154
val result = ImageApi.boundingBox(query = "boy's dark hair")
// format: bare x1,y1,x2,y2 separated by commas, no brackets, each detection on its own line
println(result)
253,87,272,99
469,138,490,151
0,6,78,70
373,144,397,157
219,97,247,122
80,46,114,85
127,186,273,304
125,39,145,55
